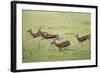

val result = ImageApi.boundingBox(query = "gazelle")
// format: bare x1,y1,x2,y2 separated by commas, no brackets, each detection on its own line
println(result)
51,39,70,52
75,33,90,48
38,27,60,40
75,33,90,42
27,27,60,50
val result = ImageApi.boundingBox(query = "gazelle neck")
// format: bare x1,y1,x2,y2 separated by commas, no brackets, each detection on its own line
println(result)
76,34,80,41
53,41,57,45
28,30,34,36
29,31,33,34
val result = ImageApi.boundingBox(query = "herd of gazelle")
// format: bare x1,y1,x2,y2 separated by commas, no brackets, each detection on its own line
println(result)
27,27,90,52
27,27,59,39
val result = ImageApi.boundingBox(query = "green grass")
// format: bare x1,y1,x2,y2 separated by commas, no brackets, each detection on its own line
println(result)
22,10,91,63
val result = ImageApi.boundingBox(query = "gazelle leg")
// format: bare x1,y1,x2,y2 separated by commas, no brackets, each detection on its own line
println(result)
74,42,80,49
62,49,66,53
81,42,89,47
35,37,44,52
49,39,53,48
59,48,62,52
80,43,83,49
59,48,66,53
38,38,44,48
40,37,44,40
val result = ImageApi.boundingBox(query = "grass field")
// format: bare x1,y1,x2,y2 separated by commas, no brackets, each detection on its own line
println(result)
22,10,91,63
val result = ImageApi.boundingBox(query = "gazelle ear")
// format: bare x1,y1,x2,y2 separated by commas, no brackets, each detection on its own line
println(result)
37,26,41,33
27,28,31,32
76,32,78,35
55,34,59,40
38,26,42,31
39,26,42,30
77,32,79,35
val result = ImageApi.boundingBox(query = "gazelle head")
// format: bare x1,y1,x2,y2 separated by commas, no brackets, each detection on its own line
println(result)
37,26,42,33
27,28,32,33
75,33,79,38
55,35,60,40
51,38,56,44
